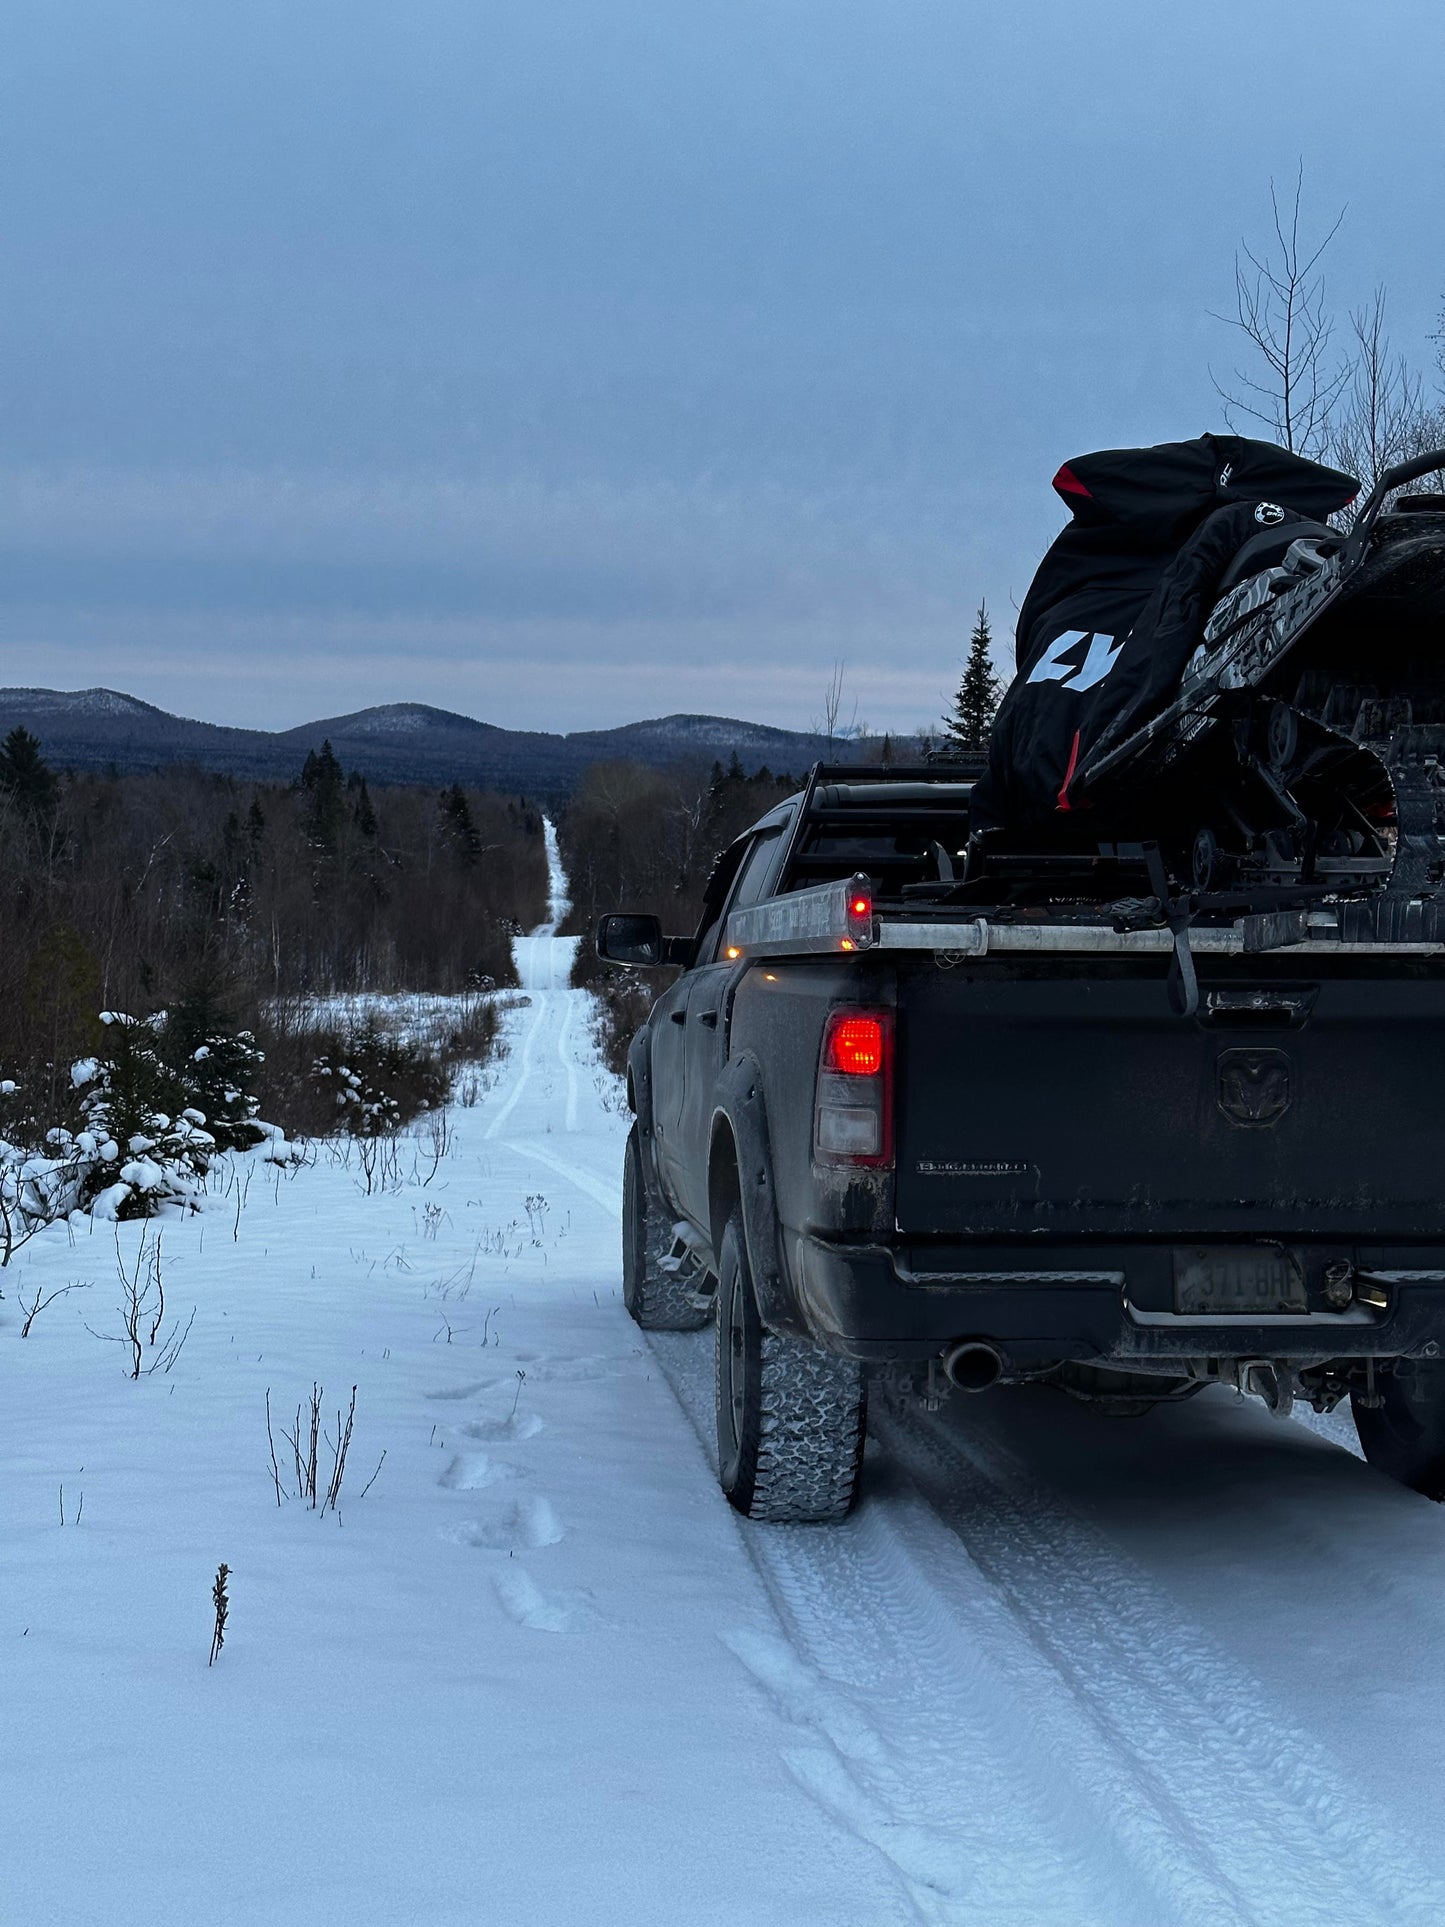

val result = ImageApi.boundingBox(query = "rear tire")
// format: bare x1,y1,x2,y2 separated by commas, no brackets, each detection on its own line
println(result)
714,1205,866,1522
622,1121,709,1331
1352,1363,1445,1499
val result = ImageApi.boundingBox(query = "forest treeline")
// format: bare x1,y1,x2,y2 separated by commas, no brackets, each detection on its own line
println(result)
558,754,798,1070
560,754,797,949
0,729,547,1135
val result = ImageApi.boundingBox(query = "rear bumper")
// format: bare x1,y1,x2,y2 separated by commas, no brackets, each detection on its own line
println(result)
789,1231,1445,1366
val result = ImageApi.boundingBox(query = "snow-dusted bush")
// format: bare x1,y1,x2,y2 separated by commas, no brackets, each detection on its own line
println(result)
161,993,267,1153
2,997,299,1248
66,1013,215,1219
312,1019,444,1138
314,1053,403,1138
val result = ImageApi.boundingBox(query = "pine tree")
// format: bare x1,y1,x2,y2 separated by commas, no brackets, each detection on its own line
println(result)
353,777,379,841
941,604,1002,757
438,784,481,866
73,1012,214,1217
0,726,58,826
299,742,346,851
163,985,266,1152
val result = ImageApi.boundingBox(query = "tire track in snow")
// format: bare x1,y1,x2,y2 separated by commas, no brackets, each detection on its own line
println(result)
514,1137,620,1215
648,1329,1157,1926
878,1401,1445,1927
655,1323,1445,1927
554,989,579,1131
484,989,549,1140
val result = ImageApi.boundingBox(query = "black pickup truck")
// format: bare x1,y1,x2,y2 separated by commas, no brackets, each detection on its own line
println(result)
597,764,1445,1522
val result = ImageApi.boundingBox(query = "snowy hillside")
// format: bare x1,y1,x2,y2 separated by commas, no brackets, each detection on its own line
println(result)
0,687,839,791
7,831,1445,1926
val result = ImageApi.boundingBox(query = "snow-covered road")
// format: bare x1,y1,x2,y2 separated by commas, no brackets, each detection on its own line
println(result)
7,824,1445,1925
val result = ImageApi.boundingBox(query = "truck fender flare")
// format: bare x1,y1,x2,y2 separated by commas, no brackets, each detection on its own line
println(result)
627,1025,668,1213
710,1054,795,1331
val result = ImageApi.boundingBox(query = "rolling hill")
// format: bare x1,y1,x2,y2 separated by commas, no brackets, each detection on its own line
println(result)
0,688,848,794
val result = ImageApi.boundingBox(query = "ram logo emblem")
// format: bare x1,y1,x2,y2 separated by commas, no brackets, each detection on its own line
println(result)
1217,1048,1291,1127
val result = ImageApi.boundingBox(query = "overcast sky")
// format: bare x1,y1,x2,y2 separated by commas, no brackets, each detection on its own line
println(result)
3,1,1443,737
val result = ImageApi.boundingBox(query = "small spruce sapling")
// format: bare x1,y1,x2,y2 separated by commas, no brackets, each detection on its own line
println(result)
209,1563,230,1666
69,1013,214,1218
164,987,266,1152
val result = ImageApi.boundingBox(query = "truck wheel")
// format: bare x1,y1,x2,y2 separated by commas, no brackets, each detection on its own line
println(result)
1352,1363,1445,1499
622,1122,709,1331
714,1206,866,1522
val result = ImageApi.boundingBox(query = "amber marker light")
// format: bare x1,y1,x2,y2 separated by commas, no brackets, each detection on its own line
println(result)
726,946,742,959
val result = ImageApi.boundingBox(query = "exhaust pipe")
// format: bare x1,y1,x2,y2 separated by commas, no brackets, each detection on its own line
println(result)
942,1340,1003,1394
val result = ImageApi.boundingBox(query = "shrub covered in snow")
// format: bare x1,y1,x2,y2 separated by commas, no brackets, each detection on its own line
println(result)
312,1019,431,1138
161,987,267,1153
1,997,281,1242
63,1013,215,1219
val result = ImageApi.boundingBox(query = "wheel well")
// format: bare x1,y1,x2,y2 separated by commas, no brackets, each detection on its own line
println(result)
708,1121,742,1266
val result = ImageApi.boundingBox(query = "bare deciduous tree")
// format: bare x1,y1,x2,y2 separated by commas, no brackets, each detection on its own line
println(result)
815,661,856,752
1329,290,1445,498
1213,166,1349,458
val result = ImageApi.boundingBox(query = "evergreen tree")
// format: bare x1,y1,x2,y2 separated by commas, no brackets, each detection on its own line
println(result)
299,741,345,850
438,784,482,866
353,777,379,841
941,604,1002,756
0,726,58,826
163,985,266,1152
73,1012,213,1217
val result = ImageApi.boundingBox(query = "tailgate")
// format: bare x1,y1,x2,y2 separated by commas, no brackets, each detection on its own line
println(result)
894,966,1445,1240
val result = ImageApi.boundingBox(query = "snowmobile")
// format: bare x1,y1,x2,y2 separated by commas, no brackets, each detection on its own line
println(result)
968,437,1445,918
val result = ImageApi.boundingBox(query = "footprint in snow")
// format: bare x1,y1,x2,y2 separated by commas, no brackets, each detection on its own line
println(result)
494,1566,598,1635
463,1411,544,1443
424,1382,491,1402
437,1452,505,1492
441,1497,564,1552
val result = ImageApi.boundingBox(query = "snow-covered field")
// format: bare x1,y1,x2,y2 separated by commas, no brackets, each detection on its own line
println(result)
8,831,1445,1926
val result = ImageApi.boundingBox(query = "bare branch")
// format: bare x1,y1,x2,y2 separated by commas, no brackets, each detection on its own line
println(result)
1213,164,1349,457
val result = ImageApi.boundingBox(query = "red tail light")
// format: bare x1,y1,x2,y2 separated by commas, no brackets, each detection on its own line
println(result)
815,1009,893,1168
825,1015,885,1077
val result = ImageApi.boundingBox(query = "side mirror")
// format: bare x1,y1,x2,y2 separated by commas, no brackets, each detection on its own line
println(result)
596,913,665,968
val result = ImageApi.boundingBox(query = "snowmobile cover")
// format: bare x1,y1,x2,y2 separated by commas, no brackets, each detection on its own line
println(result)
971,434,1358,830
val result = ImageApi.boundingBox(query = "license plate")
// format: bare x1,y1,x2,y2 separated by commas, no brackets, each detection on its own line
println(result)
1173,1247,1306,1315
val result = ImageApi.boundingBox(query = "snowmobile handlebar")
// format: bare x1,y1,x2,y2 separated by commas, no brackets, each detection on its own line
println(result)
1344,447,1445,568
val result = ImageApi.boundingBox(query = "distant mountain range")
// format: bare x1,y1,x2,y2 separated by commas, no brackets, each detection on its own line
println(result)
0,687,853,794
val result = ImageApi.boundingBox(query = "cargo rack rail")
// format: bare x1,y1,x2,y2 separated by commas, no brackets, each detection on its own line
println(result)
725,762,1445,1014
725,877,1445,962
